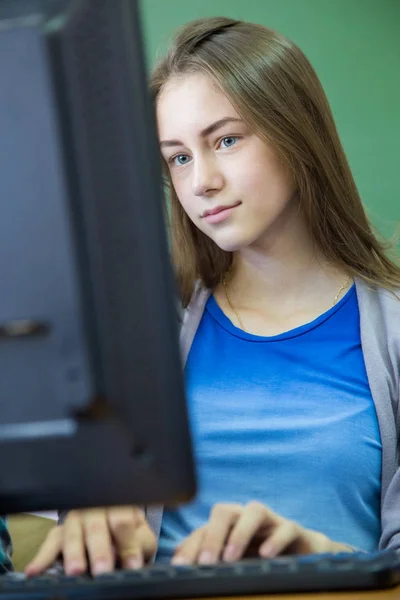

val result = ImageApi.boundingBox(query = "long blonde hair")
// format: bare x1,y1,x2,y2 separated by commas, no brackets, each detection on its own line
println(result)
150,17,400,306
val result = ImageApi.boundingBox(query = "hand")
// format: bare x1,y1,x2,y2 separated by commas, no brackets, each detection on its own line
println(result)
172,502,353,565
25,506,157,576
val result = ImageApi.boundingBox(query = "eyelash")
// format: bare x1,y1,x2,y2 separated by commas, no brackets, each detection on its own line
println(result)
168,135,241,167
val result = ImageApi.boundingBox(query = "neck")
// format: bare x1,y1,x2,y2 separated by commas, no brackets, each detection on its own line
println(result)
226,211,348,311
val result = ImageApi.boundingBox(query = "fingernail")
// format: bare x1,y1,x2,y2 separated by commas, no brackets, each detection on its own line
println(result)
223,545,240,562
171,555,189,566
25,564,37,577
126,557,142,570
92,560,111,575
260,542,276,558
66,561,84,575
198,551,215,565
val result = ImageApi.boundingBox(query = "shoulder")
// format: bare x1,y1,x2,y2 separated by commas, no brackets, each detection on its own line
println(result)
178,280,212,363
355,278,400,314
179,280,212,327
355,278,400,378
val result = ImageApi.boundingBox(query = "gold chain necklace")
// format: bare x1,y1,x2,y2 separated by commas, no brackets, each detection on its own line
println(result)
222,276,351,332
333,277,351,305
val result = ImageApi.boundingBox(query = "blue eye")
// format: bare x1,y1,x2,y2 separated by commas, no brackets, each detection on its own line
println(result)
171,154,191,166
220,136,239,149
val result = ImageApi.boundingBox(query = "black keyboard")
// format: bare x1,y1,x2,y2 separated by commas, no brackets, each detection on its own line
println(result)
1,550,400,599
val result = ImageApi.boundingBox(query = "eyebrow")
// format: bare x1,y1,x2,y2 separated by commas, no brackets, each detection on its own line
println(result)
159,117,243,148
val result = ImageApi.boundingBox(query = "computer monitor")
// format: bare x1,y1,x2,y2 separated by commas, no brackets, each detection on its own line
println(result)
0,0,196,514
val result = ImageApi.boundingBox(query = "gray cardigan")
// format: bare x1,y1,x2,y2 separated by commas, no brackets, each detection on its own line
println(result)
146,278,400,553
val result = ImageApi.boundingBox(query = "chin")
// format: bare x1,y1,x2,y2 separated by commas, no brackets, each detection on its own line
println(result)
212,232,255,253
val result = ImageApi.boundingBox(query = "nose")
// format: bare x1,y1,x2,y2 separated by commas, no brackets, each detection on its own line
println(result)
192,155,224,197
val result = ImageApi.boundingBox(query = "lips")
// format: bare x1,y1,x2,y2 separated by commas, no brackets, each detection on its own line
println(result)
202,201,241,218
202,201,242,225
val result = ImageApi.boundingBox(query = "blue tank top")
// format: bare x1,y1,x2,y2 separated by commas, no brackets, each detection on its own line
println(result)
157,285,382,561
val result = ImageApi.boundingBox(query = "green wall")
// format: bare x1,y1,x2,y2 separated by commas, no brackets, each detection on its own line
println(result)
140,0,400,239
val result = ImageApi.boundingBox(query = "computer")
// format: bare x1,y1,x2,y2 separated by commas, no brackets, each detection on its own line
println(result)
0,0,195,514
0,0,399,598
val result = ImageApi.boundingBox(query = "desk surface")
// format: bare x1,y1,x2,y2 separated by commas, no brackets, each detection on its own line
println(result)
189,590,400,600
193,589,400,600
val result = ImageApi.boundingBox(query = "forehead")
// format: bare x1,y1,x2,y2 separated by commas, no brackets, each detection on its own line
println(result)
156,73,240,140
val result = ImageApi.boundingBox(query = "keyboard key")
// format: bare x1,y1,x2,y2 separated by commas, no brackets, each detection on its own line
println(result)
265,560,296,573
146,567,174,578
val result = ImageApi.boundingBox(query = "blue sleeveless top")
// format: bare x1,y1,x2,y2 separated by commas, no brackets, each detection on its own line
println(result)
157,285,382,560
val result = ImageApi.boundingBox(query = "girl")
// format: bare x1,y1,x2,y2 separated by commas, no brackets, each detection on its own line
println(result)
26,16,400,576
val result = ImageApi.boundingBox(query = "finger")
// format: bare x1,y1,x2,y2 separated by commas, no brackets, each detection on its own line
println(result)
128,522,158,568
25,525,63,576
171,527,206,565
198,504,242,564
82,509,115,575
62,511,87,575
259,520,299,558
108,506,155,569
224,501,279,562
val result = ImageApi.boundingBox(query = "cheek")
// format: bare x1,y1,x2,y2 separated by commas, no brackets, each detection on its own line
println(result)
227,148,269,192
237,158,295,211
171,173,196,215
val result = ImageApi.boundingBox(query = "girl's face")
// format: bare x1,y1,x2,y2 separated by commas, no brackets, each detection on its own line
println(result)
157,73,298,253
